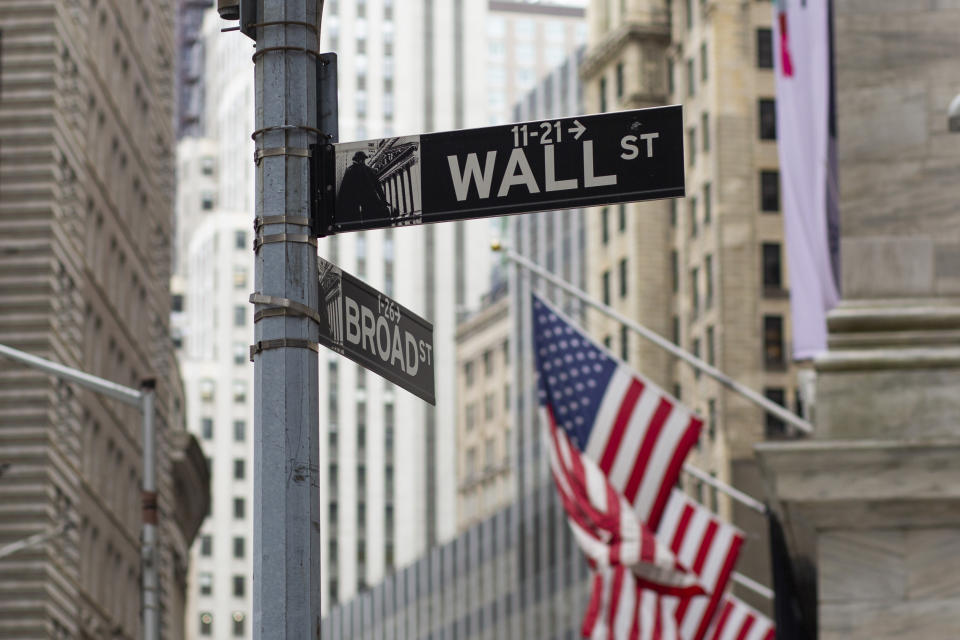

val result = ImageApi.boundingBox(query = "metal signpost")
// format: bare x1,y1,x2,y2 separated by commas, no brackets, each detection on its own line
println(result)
314,106,685,235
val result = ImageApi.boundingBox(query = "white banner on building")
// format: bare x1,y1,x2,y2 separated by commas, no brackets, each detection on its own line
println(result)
774,0,840,360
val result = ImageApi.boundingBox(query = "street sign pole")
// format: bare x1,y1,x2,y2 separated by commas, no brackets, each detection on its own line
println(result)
250,1,322,637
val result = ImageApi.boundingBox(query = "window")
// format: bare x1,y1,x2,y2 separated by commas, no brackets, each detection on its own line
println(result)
618,204,626,232
329,580,338,603
233,342,246,365
762,243,783,290
200,535,212,557
706,325,715,365
620,325,629,361
700,43,708,81
687,128,696,166
601,207,609,244
328,502,338,526
235,230,246,249
233,575,245,597
232,380,246,403
603,335,612,350
233,420,245,442
704,254,714,309
670,199,677,227
757,28,773,68
464,361,474,387
199,572,213,596
760,170,780,212
764,388,787,438
599,77,607,112
619,258,628,298
504,384,510,411
172,294,184,312
483,350,493,376
692,338,701,376
201,157,215,176
701,112,710,152
200,612,212,636
602,270,611,305
667,58,675,94
707,398,717,440
672,315,680,345
201,418,213,440
689,196,698,237
233,266,247,288
233,497,245,520
759,98,777,139
502,340,509,366
233,305,245,327
466,447,477,477
200,379,215,402
685,0,693,29
690,268,700,317
671,251,679,292
703,183,712,224
686,58,695,97
616,62,624,99
233,458,245,480
232,613,244,637
763,315,785,367
484,393,494,421
232,536,245,558
201,192,214,211
328,463,338,491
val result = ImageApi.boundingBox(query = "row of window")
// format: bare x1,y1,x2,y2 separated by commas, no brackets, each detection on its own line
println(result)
464,384,511,430
199,533,245,559
200,418,247,442
198,611,245,637
197,572,246,598
463,341,510,387
199,378,247,405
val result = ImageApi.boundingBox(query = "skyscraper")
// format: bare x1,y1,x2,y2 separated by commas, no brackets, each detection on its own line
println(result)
0,2,208,638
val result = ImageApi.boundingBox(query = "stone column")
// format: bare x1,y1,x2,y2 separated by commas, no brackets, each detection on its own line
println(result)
756,2,960,638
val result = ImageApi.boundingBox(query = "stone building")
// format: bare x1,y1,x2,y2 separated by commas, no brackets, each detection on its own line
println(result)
0,1,208,638
758,2,960,637
455,286,513,531
580,0,799,606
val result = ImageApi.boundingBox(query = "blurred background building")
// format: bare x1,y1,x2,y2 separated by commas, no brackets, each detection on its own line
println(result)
0,1,208,638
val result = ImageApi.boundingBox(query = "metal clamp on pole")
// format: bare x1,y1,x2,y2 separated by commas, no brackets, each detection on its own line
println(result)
254,215,312,231
252,233,317,253
249,293,323,325
249,338,319,363
254,146,312,166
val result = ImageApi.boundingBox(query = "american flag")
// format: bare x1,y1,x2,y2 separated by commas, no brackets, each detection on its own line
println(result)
545,418,704,599
657,489,746,640
532,294,702,530
582,567,681,640
703,595,775,640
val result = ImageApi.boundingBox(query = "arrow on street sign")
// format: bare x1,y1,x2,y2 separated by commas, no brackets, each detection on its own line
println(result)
317,257,435,405
313,105,684,235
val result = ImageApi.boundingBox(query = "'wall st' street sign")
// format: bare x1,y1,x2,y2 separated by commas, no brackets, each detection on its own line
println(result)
317,257,435,405
315,105,684,235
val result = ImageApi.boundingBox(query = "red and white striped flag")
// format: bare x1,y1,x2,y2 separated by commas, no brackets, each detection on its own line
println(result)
545,417,704,598
703,595,775,640
532,294,703,530
656,489,746,640
582,566,682,640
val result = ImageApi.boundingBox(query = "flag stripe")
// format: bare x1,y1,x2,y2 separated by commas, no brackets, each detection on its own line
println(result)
585,367,635,460
608,387,662,492
693,533,745,640
646,416,702,528
622,397,673,502
735,616,755,640
668,504,694,555
708,600,735,640
598,378,644,474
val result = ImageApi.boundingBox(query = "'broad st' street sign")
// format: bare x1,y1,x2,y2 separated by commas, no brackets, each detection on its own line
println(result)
315,105,684,235
317,257,435,404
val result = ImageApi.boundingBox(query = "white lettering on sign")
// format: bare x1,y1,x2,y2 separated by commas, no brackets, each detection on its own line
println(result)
497,147,540,197
447,151,497,202
445,139,633,201
544,144,578,192
583,140,617,188
620,133,659,160
343,294,427,377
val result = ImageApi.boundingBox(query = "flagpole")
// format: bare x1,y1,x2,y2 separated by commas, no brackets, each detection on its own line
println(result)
732,571,774,600
681,463,766,515
492,242,814,435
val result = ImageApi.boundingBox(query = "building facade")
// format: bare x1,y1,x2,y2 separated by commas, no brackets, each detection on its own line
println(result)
455,288,513,531
0,1,208,638
580,0,799,606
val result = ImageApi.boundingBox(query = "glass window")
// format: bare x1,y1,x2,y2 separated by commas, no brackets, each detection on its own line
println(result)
233,458,245,480
620,325,629,361
232,380,246,403
233,575,245,597
233,497,245,520
689,196,698,237
200,535,213,557
705,254,714,309
763,315,785,367
707,325,715,365
233,305,245,327
487,16,505,38
232,536,245,558
233,266,247,288
235,230,246,250
601,207,609,244
618,204,626,232
483,350,493,376
233,342,246,365
757,28,774,68
686,58,695,97
763,242,783,289
760,170,781,211
616,62,624,98
199,572,213,596
201,192,214,211
464,361,474,387
701,112,710,152
200,379,215,402
700,42,708,81
233,420,245,442
232,612,244,637
514,18,535,40
759,98,777,139
602,270,611,305
201,417,213,440
691,268,700,317
619,258,628,298
764,387,787,437
703,183,712,224
484,393,495,421
199,612,212,636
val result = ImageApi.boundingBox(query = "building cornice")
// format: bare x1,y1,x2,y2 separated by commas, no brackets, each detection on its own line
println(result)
580,21,671,82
